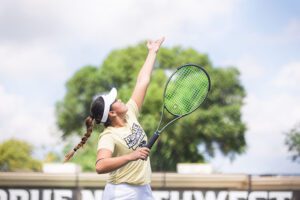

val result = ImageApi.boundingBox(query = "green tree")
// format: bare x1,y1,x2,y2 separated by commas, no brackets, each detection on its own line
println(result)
56,42,246,171
285,123,300,162
0,139,42,172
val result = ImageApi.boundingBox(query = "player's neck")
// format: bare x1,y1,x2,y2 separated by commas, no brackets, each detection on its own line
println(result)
111,116,127,128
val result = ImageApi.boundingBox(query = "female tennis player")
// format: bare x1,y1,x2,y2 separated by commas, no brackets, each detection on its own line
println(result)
64,37,165,199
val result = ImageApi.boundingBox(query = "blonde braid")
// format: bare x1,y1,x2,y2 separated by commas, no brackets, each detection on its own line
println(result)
64,116,94,162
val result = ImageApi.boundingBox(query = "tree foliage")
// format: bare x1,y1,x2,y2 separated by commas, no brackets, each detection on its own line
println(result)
285,123,300,163
0,139,42,172
56,42,246,171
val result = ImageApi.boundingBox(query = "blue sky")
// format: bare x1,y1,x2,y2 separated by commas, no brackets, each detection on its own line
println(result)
0,0,300,174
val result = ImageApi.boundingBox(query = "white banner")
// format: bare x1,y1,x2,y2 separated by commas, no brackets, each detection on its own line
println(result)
0,189,294,200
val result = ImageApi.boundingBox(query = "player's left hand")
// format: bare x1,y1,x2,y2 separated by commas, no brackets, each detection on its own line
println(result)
147,37,165,53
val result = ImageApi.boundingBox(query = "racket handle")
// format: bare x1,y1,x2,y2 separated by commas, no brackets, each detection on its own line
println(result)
145,132,160,149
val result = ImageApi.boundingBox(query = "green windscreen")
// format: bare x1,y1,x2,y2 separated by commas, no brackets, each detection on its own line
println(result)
164,65,210,116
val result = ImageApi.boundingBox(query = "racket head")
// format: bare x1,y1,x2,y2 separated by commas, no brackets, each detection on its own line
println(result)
163,64,211,116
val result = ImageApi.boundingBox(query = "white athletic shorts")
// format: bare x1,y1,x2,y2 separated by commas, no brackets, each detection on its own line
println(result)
102,183,154,200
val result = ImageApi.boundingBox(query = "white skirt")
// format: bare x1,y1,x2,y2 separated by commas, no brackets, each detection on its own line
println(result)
102,183,154,200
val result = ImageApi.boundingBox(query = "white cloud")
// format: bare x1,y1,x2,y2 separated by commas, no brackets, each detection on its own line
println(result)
0,85,61,146
243,93,300,135
0,43,68,81
246,61,300,134
0,0,238,46
212,59,300,173
222,56,266,81
272,62,300,90
242,91,300,155
220,59,300,137
0,0,239,84
204,62,296,174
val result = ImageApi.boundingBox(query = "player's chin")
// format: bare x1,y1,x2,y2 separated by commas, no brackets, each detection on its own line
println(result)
121,108,128,115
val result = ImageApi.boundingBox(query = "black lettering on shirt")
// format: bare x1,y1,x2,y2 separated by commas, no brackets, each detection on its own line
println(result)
123,123,145,150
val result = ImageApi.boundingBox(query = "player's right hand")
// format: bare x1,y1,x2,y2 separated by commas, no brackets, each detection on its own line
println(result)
128,147,150,161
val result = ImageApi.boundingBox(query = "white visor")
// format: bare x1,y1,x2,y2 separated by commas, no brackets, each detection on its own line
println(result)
99,88,117,123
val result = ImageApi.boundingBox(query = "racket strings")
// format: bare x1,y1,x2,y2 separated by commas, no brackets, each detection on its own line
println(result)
165,65,209,116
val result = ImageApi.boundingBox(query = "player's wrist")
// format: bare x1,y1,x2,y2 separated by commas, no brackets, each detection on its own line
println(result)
148,49,158,54
125,153,135,162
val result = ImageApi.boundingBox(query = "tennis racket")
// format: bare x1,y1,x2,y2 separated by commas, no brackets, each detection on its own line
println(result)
144,64,211,149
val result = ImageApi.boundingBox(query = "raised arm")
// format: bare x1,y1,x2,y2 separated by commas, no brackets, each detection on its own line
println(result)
131,37,165,110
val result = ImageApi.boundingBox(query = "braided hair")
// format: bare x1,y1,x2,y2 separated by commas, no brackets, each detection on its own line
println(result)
64,116,94,162
64,96,112,162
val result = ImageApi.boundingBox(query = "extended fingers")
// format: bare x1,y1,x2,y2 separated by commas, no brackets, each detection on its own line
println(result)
148,37,165,46
155,37,165,44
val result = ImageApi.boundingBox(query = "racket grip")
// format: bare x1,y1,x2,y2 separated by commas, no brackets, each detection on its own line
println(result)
145,132,160,149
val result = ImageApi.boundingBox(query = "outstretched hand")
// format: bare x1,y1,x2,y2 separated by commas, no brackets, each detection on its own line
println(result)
147,37,165,53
